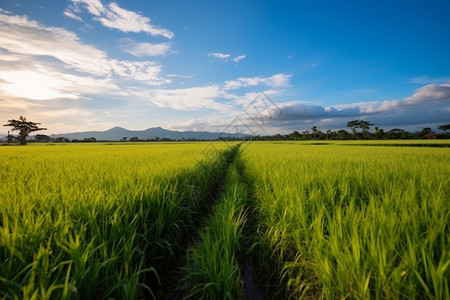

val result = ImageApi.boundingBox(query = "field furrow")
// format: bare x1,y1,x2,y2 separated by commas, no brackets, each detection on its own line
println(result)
181,147,246,299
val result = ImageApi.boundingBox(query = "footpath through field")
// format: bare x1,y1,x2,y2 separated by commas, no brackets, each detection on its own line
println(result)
163,143,265,299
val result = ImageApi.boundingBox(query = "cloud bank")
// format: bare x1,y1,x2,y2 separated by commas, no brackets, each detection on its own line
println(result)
258,82,450,131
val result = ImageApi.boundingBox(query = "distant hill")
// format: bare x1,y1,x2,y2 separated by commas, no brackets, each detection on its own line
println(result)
47,126,249,141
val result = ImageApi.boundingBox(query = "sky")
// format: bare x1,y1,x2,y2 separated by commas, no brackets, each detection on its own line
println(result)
0,0,449,135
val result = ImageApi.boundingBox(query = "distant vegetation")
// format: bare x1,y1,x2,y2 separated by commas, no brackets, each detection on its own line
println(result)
258,121,450,141
3,120,448,144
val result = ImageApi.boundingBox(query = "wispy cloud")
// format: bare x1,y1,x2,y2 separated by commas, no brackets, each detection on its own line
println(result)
0,10,169,101
66,0,174,39
224,73,291,90
208,52,246,62
233,55,246,62
71,0,104,16
208,52,230,59
410,75,450,84
109,60,170,86
0,11,110,76
121,40,172,57
231,90,281,106
63,10,83,22
127,86,229,111
304,62,318,68
167,74,193,79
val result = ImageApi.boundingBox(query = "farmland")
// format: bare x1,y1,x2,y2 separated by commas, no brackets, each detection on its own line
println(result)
243,142,449,299
0,141,449,299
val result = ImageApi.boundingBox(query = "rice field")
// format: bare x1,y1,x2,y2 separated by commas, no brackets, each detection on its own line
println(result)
0,143,235,299
0,141,449,299
243,142,449,299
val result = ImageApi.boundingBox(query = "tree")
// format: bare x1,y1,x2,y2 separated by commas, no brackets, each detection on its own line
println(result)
347,120,373,132
438,124,450,132
374,126,385,139
3,116,47,145
289,131,301,140
337,130,351,140
347,120,374,139
55,137,70,142
35,134,51,142
347,120,359,134
386,128,410,139
419,127,432,135
326,129,335,140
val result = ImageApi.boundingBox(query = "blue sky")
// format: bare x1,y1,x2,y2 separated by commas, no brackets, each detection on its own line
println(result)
0,0,449,135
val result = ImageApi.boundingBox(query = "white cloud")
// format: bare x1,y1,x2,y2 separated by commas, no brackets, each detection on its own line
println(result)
167,74,193,79
63,10,83,22
208,52,230,59
122,41,171,57
0,49,26,62
110,60,170,85
403,83,450,105
128,86,228,110
232,90,281,106
259,82,450,131
331,82,450,114
0,11,110,76
233,55,246,62
224,73,292,90
71,0,104,16
208,52,246,62
305,62,318,68
68,0,174,39
172,118,211,131
0,10,171,101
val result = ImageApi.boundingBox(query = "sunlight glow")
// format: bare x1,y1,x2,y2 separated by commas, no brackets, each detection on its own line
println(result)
0,70,78,100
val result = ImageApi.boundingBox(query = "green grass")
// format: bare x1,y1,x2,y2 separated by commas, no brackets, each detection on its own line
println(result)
0,143,235,299
1,141,448,299
242,142,449,299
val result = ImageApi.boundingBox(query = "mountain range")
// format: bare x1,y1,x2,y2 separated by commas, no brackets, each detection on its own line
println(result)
4,126,248,141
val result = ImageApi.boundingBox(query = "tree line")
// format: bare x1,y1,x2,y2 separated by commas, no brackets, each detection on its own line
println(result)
251,121,450,141
3,117,450,145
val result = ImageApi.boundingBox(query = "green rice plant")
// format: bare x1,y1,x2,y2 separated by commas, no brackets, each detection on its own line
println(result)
0,142,235,299
242,142,449,299
183,151,247,299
